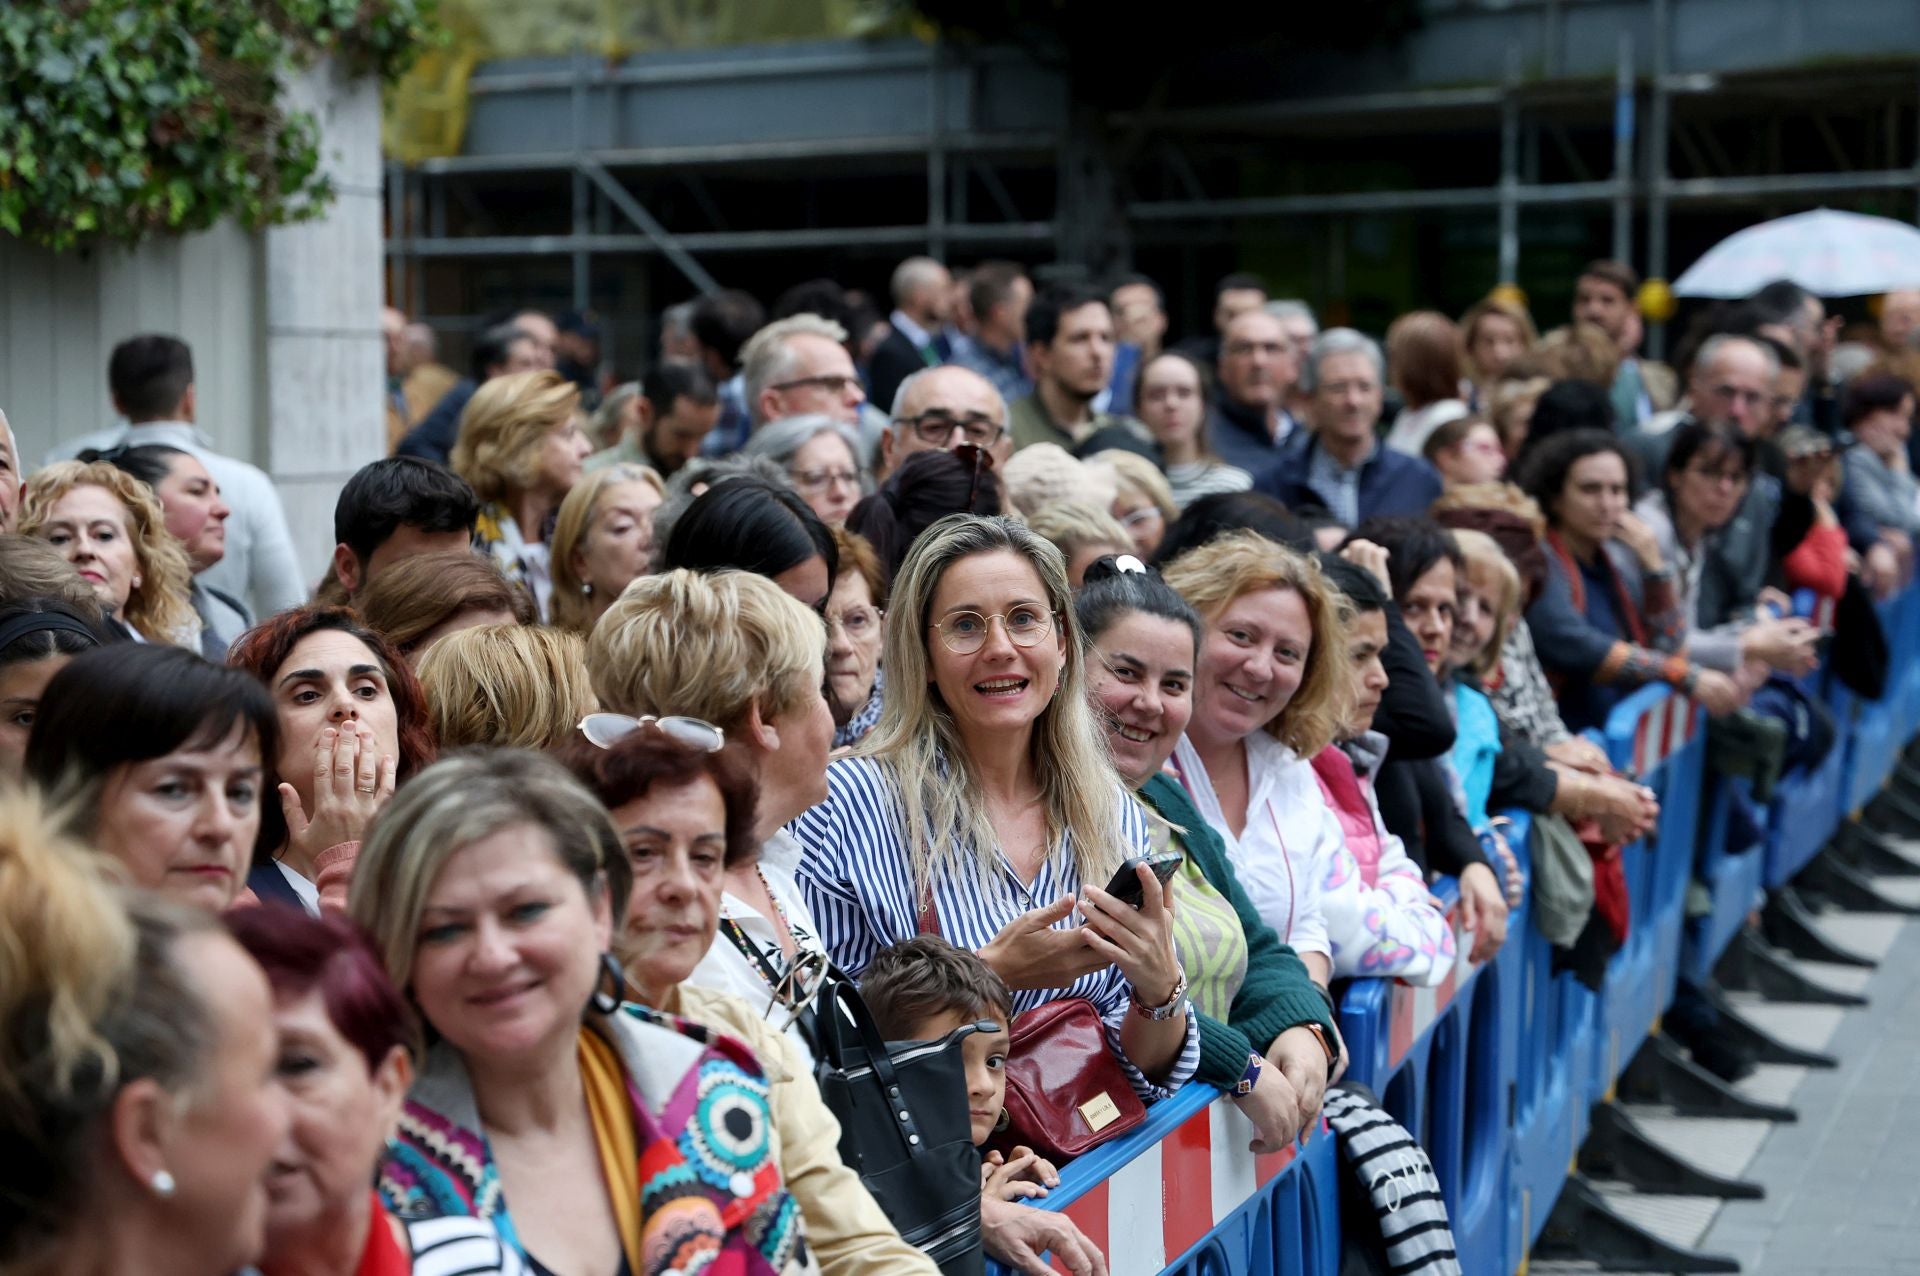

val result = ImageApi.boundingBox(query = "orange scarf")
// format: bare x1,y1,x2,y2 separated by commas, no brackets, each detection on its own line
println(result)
577,1028,645,1275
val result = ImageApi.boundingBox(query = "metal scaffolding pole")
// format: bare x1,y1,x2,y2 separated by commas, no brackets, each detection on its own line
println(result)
1499,46,1521,285
1613,32,1636,265
570,47,591,313
1646,0,1673,360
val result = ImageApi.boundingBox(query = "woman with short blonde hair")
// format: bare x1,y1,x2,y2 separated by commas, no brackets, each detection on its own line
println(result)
549,461,665,632
793,514,1198,1098
21,460,196,645
1449,528,1523,682
1086,448,1176,559
1024,501,1133,587
451,370,592,620
1158,531,1357,979
584,567,837,1061
417,624,597,751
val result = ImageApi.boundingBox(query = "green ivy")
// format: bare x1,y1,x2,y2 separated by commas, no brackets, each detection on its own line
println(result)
0,0,438,252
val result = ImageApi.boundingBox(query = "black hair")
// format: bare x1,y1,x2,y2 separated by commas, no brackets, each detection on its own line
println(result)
107,335,193,421
1842,372,1915,429
1316,555,1389,613
1517,379,1615,463
1348,517,1463,605
1151,491,1312,567
24,645,278,852
79,443,190,490
1757,333,1803,374
333,458,480,566
1214,272,1268,301
1025,281,1110,349
1662,421,1756,504
0,597,111,673
1109,272,1165,308
772,279,855,332
1749,279,1814,326
1516,428,1638,527
846,449,1004,586
663,477,838,590
1075,555,1202,660
471,322,531,381
690,289,767,371
642,360,718,416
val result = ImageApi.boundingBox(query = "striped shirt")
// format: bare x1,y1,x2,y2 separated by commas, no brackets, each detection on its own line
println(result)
405,1215,531,1276
790,754,1200,1101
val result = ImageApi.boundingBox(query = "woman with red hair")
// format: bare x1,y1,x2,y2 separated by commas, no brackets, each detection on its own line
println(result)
227,607,437,911
225,905,526,1276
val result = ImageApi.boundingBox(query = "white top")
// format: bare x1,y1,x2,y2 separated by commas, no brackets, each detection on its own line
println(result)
277,861,321,914
684,840,827,1071
1169,731,1331,958
1383,399,1471,458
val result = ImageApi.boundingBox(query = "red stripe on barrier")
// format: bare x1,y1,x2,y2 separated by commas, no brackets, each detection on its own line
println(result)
1389,982,1414,1066
1160,1104,1216,1259
1255,1143,1296,1186
1061,1179,1109,1274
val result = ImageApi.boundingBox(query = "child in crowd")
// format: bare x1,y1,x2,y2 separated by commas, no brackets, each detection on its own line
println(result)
861,935,1061,1203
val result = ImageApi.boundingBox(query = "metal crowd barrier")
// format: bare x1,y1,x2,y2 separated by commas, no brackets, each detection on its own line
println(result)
985,580,1918,1276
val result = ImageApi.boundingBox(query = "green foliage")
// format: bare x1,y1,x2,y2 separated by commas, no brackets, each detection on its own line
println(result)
0,0,438,253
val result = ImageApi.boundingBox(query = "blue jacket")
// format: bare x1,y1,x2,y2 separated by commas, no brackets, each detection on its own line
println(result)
1254,432,1442,525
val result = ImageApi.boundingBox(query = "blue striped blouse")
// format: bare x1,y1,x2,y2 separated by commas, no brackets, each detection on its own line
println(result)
789,754,1200,1100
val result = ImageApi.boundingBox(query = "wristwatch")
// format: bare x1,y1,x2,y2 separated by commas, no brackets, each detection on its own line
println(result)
1130,970,1190,1021
1234,1051,1264,1096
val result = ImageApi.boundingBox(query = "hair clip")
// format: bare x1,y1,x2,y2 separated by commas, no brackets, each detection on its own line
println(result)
1115,554,1147,574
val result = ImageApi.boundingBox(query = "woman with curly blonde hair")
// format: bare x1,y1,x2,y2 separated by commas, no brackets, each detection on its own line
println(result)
1158,531,1357,979
450,369,593,621
792,514,1200,1100
21,460,197,645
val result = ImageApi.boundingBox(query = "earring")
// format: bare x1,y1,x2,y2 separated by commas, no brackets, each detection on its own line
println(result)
582,581,593,596
993,1109,1011,1133
130,575,142,590
150,1169,176,1198
589,951,624,1015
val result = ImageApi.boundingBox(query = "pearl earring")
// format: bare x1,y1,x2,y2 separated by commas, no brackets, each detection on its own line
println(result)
582,581,592,596
150,1169,176,1198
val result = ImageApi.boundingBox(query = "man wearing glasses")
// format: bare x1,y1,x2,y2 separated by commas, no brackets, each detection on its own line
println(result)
876,364,1014,480
741,313,869,433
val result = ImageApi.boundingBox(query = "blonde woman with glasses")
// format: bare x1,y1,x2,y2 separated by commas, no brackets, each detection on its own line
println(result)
791,514,1199,1101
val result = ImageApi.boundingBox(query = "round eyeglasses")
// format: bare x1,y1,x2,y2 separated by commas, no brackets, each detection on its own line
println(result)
578,713,725,752
930,607,1057,655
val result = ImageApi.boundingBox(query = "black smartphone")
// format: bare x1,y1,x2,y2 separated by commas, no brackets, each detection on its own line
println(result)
1101,852,1183,909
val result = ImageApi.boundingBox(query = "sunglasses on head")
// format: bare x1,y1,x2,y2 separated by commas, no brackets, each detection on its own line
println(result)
578,713,725,752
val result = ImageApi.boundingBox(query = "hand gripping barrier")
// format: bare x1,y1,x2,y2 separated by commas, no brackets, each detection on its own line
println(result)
982,580,1918,1276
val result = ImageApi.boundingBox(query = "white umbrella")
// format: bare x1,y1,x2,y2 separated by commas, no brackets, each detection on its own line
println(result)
1672,207,1920,299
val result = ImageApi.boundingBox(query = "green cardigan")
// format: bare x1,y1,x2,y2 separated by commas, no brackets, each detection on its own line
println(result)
1140,772,1342,1089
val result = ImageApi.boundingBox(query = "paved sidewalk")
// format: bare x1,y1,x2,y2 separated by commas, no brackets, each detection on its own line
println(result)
1699,915,1920,1275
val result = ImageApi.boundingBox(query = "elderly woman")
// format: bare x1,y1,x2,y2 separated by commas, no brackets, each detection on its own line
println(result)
26,644,277,913
351,748,818,1276
1519,429,1741,732
742,414,868,527
418,624,598,751
0,790,289,1276
225,907,525,1276
792,515,1198,1100
0,596,109,775
1160,533,1456,984
227,607,437,912
21,459,198,646
1133,352,1252,510
556,727,940,1276
1074,557,1341,1149
355,550,535,665
827,527,887,748
586,567,835,1065
549,461,665,632
451,369,594,620
663,477,839,612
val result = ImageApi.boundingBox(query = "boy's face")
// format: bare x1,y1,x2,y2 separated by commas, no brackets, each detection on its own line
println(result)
917,1008,1010,1146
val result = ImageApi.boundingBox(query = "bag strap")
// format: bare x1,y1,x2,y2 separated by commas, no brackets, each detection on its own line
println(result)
815,972,929,1158
916,887,940,937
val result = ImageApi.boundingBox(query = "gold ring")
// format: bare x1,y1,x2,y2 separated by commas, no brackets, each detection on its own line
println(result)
357,785,377,794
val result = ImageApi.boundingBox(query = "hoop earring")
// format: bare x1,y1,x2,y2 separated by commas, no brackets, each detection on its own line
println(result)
993,1108,1011,1133
590,951,624,1015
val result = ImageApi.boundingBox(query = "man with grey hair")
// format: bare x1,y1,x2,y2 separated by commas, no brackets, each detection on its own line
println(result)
877,364,1012,480
867,255,955,414
1633,333,1780,474
740,314,867,430
1255,328,1440,527
1207,309,1304,478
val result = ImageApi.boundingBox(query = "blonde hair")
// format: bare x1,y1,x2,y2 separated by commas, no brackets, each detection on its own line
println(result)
1459,295,1541,382
0,789,214,1265
859,514,1130,901
1000,443,1116,520
19,462,196,645
1160,530,1355,758
0,535,105,620
1086,449,1176,522
549,462,664,633
1025,501,1132,564
450,370,581,503
1487,375,1552,453
1428,482,1547,538
587,567,824,729
417,625,598,751
1450,528,1522,679
349,749,628,993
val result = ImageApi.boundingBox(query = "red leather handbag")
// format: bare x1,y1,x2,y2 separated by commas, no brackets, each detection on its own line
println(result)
992,996,1147,1162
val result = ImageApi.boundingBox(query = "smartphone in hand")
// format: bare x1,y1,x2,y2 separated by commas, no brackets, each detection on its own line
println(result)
1101,852,1183,909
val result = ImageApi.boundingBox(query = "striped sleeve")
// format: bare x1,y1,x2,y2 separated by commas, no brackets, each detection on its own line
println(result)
791,758,899,978
403,1215,531,1276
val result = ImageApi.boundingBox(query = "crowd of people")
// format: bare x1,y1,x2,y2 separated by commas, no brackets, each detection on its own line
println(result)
4,250,1916,1276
